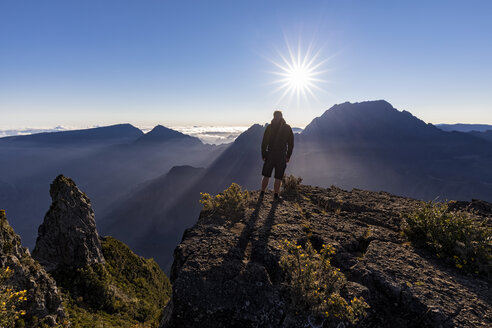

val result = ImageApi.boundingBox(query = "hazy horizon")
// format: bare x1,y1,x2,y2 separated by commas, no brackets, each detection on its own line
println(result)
2,99,492,140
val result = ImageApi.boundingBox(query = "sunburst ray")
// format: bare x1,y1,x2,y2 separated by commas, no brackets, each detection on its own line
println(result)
270,40,328,106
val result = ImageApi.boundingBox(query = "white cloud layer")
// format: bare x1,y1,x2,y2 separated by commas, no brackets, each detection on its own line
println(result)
170,126,249,145
0,126,69,137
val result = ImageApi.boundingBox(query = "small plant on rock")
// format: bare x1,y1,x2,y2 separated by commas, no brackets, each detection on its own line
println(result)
402,201,492,276
200,183,249,218
281,175,303,196
0,266,27,328
279,240,369,325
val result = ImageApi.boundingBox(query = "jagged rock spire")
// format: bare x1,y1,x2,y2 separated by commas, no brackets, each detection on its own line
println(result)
32,175,105,272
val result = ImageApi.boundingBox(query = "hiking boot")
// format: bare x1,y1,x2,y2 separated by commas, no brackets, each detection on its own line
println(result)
273,193,280,201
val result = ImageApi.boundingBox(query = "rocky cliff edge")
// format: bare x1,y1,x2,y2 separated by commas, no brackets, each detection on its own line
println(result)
161,185,491,328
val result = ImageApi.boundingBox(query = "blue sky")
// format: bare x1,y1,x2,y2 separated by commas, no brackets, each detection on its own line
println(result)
1,0,491,129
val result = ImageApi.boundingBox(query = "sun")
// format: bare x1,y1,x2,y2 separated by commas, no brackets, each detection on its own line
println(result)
285,64,313,92
270,40,328,105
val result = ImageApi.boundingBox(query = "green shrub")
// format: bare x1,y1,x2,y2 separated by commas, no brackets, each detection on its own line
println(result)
279,240,369,324
200,183,249,218
101,236,171,324
402,202,492,276
281,175,303,196
55,237,171,327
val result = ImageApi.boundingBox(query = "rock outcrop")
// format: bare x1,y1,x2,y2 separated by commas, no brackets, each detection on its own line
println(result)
32,174,105,272
161,186,492,327
0,209,67,326
29,175,171,327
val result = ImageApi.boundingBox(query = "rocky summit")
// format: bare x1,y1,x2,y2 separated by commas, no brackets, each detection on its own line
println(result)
32,174,105,272
161,185,491,328
0,209,66,326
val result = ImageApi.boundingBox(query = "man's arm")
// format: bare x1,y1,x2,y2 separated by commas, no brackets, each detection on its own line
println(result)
286,127,294,161
261,125,271,160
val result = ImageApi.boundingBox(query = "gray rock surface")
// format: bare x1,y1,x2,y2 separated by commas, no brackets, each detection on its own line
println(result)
32,174,105,272
0,209,67,325
162,185,491,328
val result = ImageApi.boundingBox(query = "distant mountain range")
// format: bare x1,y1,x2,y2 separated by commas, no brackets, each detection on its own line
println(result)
436,123,492,132
2,100,492,270
0,124,226,251
0,125,250,145
1,123,143,145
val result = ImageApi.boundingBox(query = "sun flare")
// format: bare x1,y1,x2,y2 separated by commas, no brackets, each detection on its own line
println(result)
270,41,328,105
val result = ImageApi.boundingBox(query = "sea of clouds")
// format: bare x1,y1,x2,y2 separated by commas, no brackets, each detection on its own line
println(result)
170,126,249,145
0,126,69,137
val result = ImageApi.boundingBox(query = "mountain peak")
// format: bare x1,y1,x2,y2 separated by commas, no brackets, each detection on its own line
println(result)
334,99,393,109
232,124,264,145
32,175,105,272
302,100,438,140
136,125,201,143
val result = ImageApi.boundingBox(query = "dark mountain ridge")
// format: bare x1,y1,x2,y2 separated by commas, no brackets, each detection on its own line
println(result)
301,100,440,141
293,101,492,201
300,100,490,153
469,130,492,143
136,125,201,144
437,123,492,133
0,123,144,146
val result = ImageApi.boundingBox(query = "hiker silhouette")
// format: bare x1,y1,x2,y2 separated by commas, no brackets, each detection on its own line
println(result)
260,110,294,200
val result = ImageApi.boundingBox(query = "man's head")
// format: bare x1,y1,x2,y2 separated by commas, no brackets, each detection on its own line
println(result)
273,110,283,120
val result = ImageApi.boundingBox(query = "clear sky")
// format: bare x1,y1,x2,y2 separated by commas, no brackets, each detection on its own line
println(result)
1,0,491,129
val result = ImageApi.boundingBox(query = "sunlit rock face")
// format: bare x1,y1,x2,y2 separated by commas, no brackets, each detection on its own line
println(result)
32,175,105,272
161,186,492,328
0,210,67,326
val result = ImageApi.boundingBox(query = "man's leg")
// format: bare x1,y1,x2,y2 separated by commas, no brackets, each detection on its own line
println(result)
261,176,269,192
274,178,281,195
273,161,286,197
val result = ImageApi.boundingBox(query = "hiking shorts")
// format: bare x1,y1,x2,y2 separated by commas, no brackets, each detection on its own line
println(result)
262,158,287,180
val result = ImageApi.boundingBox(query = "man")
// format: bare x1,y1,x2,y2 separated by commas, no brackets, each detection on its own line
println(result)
260,110,294,200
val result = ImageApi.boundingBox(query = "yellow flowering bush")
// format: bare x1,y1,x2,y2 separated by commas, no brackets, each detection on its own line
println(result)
279,240,369,324
402,202,491,276
200,183,249,218
0,266,27,328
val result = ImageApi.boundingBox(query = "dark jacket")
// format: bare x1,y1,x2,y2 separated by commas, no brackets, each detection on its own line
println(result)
261,118,294,162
